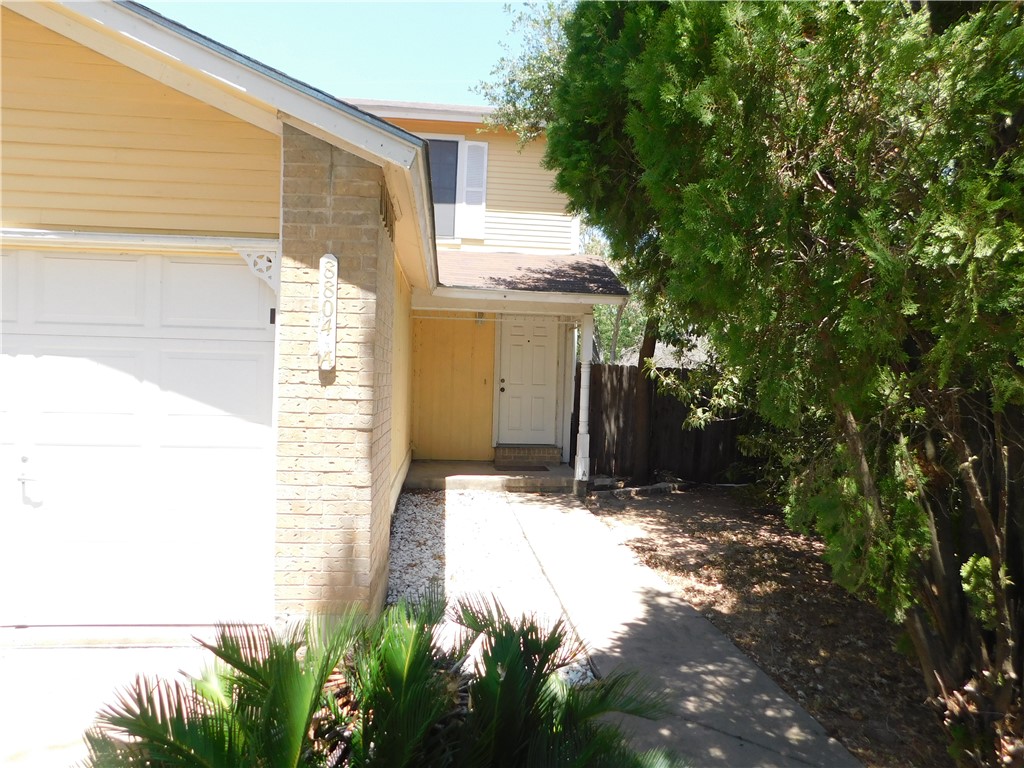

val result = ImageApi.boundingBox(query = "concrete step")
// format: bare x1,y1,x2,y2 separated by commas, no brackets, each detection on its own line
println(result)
403,460,574,492
494,444,561,468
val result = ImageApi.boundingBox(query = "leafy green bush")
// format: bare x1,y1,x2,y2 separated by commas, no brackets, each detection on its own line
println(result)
84,593,679,768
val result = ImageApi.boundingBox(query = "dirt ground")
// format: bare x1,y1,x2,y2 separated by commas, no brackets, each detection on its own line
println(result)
585,485,952,768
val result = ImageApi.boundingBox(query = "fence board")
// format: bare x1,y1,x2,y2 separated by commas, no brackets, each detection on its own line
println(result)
572,363,745,483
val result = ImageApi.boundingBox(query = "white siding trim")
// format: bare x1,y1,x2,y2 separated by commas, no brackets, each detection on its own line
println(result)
431,286,627,306
492,319,502,448
0,228,279,254
412,289,625,316
561,323,577,463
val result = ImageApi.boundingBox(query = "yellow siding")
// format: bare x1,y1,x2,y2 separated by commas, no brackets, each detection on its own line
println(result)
391,265,413,477
485,212,575,249
1,9,280,236
387,117,573,250
485,135,566,214
411,312,495,460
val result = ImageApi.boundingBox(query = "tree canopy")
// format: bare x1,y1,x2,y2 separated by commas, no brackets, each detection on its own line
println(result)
543,1,1024,763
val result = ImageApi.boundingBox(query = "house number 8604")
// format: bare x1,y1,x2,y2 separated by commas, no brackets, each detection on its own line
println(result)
317,254,338,371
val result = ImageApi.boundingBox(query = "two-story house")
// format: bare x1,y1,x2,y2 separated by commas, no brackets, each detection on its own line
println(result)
0,0,625,646
350,100,627,469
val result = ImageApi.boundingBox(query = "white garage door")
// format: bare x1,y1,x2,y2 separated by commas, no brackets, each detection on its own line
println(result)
0,249,276,627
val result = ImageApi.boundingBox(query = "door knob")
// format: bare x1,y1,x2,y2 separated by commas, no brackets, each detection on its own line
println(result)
500,387,505,392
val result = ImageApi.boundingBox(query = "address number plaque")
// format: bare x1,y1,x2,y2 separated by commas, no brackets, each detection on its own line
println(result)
318,254,338,371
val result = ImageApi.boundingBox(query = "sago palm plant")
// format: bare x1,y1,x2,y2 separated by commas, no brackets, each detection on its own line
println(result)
84,613,361,767
83,593,679,768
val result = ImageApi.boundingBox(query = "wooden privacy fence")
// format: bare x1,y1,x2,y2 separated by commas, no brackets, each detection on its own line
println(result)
570,364,747,483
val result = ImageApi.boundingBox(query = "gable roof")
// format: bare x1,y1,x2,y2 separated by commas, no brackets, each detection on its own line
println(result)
6,0,438,289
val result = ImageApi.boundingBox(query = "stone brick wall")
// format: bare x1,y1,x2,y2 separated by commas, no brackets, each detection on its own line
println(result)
275,124,396,619
368,231,395,609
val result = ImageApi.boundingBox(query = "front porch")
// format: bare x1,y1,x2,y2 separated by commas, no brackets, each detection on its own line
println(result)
403,460,574,492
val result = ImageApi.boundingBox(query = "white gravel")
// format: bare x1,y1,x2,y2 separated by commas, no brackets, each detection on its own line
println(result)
387,489,594,685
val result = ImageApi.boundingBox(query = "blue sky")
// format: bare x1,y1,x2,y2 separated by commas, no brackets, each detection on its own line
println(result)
143,1,524,106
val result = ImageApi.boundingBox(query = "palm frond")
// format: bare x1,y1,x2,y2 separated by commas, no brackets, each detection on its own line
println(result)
85,675,246,768
83,595,681,768
567,670,670,723
349,599,453,767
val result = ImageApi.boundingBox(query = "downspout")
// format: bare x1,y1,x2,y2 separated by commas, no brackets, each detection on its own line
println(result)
574,313,594,496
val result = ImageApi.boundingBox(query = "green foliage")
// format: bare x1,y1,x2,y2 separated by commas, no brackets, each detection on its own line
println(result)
453,596,669,768
593,301,647,364
545,1,671,306
475,2,571,146
349,596,455,767
960,555,1014,632
84,595,679,768
785,440,932,622
85,617,361,768
582,225,648,364
545,0,1024,760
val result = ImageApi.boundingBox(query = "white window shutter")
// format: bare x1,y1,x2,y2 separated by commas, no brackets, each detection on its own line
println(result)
456,140,488,239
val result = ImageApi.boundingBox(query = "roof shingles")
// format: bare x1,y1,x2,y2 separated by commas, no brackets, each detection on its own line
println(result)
438,250,627,297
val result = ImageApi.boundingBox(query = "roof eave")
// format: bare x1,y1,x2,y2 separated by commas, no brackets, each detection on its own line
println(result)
347,99,497,125
432,286,628,306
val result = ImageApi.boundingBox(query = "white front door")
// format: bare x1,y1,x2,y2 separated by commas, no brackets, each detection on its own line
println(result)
498,317,558,445
0,249,276,627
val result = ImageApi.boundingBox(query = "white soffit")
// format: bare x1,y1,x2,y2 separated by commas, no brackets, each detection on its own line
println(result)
349,99,497,125
412,287,626,315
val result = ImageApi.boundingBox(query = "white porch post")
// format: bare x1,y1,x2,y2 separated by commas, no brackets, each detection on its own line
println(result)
574,313,594,496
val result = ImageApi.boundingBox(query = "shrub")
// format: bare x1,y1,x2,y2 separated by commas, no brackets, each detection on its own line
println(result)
84,593,679,767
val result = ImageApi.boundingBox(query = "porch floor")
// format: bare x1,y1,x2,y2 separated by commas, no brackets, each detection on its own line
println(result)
403,460,574,492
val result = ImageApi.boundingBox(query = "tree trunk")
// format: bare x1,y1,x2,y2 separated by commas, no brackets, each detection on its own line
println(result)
609,303,625,364
631,315,658,485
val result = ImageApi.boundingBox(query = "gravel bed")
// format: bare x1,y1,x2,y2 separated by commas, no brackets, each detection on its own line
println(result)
387,489,594,685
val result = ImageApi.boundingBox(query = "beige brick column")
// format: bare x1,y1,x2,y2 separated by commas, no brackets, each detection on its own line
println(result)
368,228,395,609
275,124,395,618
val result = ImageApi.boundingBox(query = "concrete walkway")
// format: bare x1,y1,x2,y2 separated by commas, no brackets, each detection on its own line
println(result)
2,488,860,768
500,491,860,768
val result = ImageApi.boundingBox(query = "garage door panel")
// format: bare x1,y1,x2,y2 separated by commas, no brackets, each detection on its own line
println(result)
159,346,271,422
2,249,275,627
158,448,272,528
7,343,148,448
162,257,270,330
36,253,144,326
21,346,147,408
12,342,146,376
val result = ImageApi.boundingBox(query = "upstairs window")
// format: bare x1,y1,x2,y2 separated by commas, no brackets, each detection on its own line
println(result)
430,140,459,237
426,136,488,240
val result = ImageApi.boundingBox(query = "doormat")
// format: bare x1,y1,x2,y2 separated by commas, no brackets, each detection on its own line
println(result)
495,464,550,472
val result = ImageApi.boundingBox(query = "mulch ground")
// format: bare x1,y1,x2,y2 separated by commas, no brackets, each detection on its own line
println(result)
585,485,951,768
